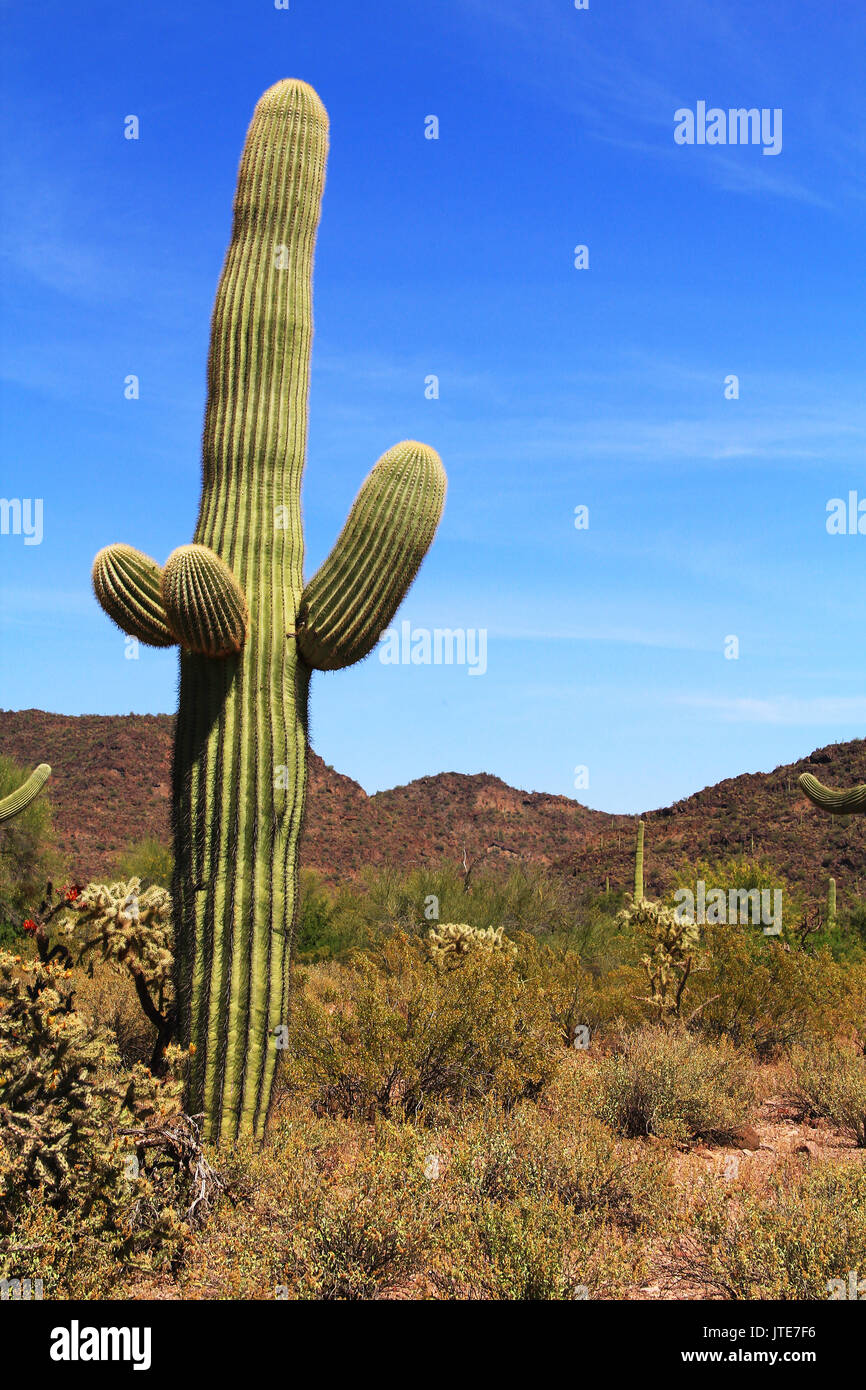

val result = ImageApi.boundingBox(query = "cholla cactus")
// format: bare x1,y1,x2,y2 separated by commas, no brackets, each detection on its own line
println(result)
618,898,701,1022
62,879,173,998
427,922,516,961
61,879,175,1068
0,950,180,1204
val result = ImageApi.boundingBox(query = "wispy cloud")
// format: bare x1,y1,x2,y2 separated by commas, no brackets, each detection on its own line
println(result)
672,694,866,725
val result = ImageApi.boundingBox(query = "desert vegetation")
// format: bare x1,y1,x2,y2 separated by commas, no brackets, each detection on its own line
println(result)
2,767,864,1300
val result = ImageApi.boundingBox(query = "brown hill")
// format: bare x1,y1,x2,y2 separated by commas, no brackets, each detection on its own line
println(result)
2,709,865,904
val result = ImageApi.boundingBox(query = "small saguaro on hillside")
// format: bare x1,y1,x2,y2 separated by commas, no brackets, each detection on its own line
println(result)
92,80,447,1142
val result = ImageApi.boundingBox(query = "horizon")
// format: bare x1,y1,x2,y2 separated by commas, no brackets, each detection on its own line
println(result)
1,705,861,819
2,1,865,813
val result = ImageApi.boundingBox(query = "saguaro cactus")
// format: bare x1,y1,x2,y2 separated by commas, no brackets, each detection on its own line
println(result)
0,764,50,824
92,80,447,1141
827,876,837,930
634,819,645,902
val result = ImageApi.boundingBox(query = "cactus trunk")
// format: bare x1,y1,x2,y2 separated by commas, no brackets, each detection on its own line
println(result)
171,83,325,1141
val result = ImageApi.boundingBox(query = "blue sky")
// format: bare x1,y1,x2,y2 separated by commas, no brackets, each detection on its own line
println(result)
1,0,865,813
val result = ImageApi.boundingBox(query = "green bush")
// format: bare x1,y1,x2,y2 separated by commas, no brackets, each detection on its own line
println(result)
287,931,559,1123
789,1042,866,1147
689,922,855,1056
113,837,173,890
686,1160,866,1299
583,1025,757,1144
447,1097,674,1233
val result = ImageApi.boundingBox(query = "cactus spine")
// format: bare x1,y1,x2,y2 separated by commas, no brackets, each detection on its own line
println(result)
0,764,50,824
92,81,446,1141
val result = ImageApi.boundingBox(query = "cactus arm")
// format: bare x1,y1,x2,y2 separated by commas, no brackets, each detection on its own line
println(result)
297,440,446,671
162,545,248,657
0,764,51,824
798,772,866,815
92,544,176,647
174,79,329,1142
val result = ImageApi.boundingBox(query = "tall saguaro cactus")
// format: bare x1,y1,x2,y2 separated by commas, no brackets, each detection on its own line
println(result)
92,81,447,1141
0,763,51,824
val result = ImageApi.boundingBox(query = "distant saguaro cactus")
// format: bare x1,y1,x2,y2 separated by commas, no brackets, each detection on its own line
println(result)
0,764,50,825
827,876,837,930
92,81,447,1141
634,819,645,902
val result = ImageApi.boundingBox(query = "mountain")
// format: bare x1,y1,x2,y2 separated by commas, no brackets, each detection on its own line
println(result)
2,709,865,904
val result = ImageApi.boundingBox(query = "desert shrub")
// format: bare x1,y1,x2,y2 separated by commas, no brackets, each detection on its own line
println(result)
582,1025,757,1144
688,922,854,1056
114,837,173,890
0,949,193,1295
431,1197,592,1301
512,937,645,1048
72,959,157,1067
685,1160,866,1299
447,1095,674,1233
293,870,372,961
287,1139,430,1299
287,931,559,1123
429,1101,654,1300
788,1042,866,1147
167,1086,662,1301
178,1110,434,1300
0,754,62,926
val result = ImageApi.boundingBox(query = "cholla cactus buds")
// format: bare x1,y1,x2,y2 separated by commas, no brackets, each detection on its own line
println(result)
62,879,174,1005
427,922,516,961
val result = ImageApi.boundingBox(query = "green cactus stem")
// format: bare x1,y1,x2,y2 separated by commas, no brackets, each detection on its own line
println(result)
827,876,837,930
92,80,446,1142
161,544,249,658
634,819,645,902
799,772,866,815
92,544,176,648
0,764,51,824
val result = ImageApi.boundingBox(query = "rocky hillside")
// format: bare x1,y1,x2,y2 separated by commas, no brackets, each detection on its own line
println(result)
2,709,865,904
